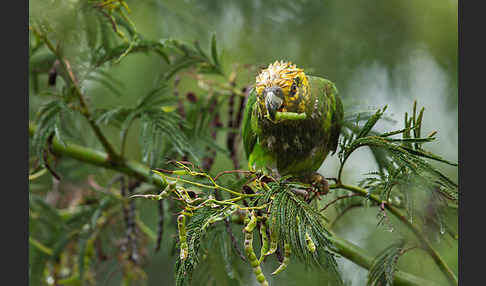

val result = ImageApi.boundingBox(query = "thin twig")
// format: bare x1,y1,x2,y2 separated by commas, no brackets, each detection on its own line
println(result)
329,203,365,229
155,200,164,252
214,190,246,261
320,194,361,212
202,95,220,171
214,170,254,181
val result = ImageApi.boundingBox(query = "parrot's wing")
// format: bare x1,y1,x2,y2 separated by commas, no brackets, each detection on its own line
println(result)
242,88,258,159
308,76,343,154
329,91,343,154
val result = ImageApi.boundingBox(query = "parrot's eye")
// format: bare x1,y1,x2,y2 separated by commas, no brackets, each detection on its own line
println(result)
294,77,301,86
289,82,297,96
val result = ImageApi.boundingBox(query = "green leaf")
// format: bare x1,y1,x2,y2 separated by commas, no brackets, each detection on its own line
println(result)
356,106,387,139
32,99,71,165
29,248,49,286
90,196,112,228
210,33,219,67
85,73,124,97
163,58,202,80
368,240,406,286
175,207,227,286
29,194,64,230
51,232,76,259
140,111,199,166
135,83,174,109
78,234,88,283
344,135,458,200
95,106,132,126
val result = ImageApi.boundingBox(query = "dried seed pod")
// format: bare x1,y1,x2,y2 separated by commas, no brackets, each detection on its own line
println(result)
177,214,188,260
244,212,269,286
271,242,291,275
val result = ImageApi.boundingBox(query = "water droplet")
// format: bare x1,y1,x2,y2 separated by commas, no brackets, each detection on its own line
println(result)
440,227,445,235
439,221,445,235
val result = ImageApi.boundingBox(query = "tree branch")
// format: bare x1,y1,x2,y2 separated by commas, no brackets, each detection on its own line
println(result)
29,123,166,189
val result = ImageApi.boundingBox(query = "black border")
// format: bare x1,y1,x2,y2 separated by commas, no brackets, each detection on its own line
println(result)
4,0,28,284
459,0,480,285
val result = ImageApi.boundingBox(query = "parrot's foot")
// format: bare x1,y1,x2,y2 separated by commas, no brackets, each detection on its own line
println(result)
247,169,280,189
304,172,329,201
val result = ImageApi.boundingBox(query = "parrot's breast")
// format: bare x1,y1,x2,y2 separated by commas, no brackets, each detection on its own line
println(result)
257,110,330,176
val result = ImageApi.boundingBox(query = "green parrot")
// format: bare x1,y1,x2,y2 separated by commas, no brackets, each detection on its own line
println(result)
241,60,343,185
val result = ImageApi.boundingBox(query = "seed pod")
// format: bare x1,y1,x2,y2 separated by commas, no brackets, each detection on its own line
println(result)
271,242,291,275
172,170,188,176
305,231,316,253
259,219,269,263
177,214,188,260
244,213,269,286
244,211,258,233
265,217,278,256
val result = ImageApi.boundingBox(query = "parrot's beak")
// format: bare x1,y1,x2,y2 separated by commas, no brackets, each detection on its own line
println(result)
264,88,283,121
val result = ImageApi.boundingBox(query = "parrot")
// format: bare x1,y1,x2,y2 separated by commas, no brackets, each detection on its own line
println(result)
241,60,343,188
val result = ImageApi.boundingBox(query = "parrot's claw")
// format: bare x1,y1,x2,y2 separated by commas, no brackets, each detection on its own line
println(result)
307,172,329,200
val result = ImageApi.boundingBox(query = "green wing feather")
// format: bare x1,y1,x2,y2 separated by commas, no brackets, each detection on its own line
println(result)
330,92,343,154
308,76,343,154
242,88,257,159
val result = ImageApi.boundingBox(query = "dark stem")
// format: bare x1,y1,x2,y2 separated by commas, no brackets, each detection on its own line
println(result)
43,134,62,180
155,199,164,252
329,203,365,229
202,96,220,171
320,194,361,212
214,189,246,261
226,77,241,171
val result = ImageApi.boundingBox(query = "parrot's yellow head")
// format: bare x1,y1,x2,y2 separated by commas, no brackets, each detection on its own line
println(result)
255,60,309,120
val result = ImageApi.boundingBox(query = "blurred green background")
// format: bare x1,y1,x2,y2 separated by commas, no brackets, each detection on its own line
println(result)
29,0,458,285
